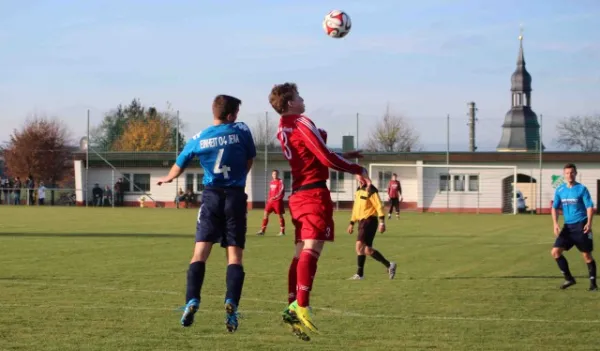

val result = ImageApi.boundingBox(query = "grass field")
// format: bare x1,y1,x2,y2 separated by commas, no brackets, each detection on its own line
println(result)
0,207,598,351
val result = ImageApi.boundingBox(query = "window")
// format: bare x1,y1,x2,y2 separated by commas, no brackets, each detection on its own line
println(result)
453,175,466,192
329,171,345,192
440,174,479,192
378,171,392,190
186,173,194,192
439,174,450,192
283,171,292,192
122,176,131,193
132,173,150,192
468,175,479,191
196,174,205,192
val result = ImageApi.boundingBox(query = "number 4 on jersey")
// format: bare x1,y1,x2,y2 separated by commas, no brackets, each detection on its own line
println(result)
213,148,231,179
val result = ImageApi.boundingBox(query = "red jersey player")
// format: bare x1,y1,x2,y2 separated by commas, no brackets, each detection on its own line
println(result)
387,173,403,219
257,170,286,236
269,82,369,340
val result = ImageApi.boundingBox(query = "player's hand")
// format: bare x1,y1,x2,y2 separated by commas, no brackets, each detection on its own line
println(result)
553,223,561,236
584,222,591,233
156,177,173,186
379,222,386,233
347,224,354,234
342,150,364,159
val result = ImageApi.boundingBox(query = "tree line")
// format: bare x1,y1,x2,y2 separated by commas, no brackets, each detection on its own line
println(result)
2,98,599,187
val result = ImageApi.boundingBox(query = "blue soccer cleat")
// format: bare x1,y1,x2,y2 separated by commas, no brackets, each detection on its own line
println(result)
180,298,199,327
224,299,239,333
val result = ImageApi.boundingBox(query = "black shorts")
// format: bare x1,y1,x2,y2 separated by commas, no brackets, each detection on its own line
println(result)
553,219,593,253
357,216,378,247
196,187,248,249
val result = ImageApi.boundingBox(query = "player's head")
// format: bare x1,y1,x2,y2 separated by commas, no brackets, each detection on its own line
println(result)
269,82,305,115
272,169,279,179
392,173,397,180
213,95,242,123
563,163,577,184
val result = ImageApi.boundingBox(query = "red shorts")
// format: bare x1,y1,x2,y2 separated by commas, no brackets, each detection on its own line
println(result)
288,187,334,244
265,200,285,215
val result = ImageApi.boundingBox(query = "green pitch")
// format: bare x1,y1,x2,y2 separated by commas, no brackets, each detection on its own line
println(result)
0,207,597,350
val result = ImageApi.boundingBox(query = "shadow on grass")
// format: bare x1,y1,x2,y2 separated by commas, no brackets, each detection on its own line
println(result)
0,232,192,239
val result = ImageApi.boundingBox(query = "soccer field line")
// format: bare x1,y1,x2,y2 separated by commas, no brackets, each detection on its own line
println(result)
1,302,600,325
2,280,600,324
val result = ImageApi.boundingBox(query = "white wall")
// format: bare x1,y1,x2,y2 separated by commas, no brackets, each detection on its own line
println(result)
422,166,515,210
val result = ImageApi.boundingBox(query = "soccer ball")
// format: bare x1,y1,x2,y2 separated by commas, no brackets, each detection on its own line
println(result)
322,10,351,38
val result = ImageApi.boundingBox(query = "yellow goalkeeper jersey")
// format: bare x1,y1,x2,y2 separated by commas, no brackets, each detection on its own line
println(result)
350,185,385,223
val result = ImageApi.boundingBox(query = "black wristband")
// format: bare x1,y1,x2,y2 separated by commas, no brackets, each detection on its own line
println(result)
378,216,385,221
350,221,355,225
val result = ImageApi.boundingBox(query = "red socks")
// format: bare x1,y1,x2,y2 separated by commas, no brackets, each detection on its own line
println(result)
287,257,299,304
296,249,319,307
279,217,285,233
261,217,268,231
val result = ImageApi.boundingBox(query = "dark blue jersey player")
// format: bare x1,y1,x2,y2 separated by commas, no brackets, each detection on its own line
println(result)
157,95,256,332
551,163,596,291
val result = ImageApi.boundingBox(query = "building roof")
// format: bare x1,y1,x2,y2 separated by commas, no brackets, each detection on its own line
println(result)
72,151,600,168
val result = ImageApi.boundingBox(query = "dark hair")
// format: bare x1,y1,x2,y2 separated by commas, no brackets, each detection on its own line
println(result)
564,163,577,172
269,83,298,114
272,169,279,173
212,95,242,121
392,173,397,177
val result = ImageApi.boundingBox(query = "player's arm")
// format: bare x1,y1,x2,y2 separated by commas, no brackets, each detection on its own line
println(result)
242,123,257,174
274,180,285,201
368,187,386,233
295,117,367,177
551,190,561,234
583,187,594,228
157,139,197,185
348,191,359,233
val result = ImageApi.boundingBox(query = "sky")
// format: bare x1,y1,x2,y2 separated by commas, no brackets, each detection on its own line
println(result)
0,0,599,151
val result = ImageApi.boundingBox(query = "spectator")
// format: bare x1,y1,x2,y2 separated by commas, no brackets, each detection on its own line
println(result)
0,176,7,204
92,183,103,207
103,185,113,206
175,188,185,208
2,177,12,205
25,175,35,206
184,188,196,208
38,182,46,206
114,178,124,206
13,177,21,205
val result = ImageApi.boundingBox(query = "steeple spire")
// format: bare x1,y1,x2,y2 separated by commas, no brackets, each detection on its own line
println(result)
517,24,525,66
496,25,542,152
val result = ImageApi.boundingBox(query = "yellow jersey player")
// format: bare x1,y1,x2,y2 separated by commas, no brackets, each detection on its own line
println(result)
347,181,396,280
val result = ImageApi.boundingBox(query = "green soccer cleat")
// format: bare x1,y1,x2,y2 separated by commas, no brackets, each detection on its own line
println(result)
282,304,310,341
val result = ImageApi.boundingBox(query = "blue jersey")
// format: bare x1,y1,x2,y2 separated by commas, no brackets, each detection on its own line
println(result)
552,182,594,224
176,122,256,188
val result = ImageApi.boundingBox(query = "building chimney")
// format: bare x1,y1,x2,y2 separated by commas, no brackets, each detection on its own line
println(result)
467,102,477,152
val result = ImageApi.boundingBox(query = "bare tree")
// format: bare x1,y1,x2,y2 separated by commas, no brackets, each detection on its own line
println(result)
365,112,420,152
251,116,279,151
555,115,600,151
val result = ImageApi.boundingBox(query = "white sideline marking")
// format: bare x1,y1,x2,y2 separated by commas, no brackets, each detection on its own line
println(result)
2,280,600,324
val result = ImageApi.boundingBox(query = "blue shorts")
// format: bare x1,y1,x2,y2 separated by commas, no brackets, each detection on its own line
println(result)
195,187,247,249
553,219,593,253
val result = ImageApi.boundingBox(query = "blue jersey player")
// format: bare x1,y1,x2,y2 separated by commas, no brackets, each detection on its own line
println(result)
157,95,256,331
550,163,596,291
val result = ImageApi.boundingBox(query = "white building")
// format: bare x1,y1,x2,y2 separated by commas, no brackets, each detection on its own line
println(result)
72,151,600,214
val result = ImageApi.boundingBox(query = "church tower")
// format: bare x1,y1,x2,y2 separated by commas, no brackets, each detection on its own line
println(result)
497,30,542,152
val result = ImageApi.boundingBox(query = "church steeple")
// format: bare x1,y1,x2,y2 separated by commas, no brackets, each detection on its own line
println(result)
497,27,542,152
510,28,532,108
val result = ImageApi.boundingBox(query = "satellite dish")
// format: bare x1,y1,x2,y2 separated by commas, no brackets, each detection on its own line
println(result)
79,137,89,151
